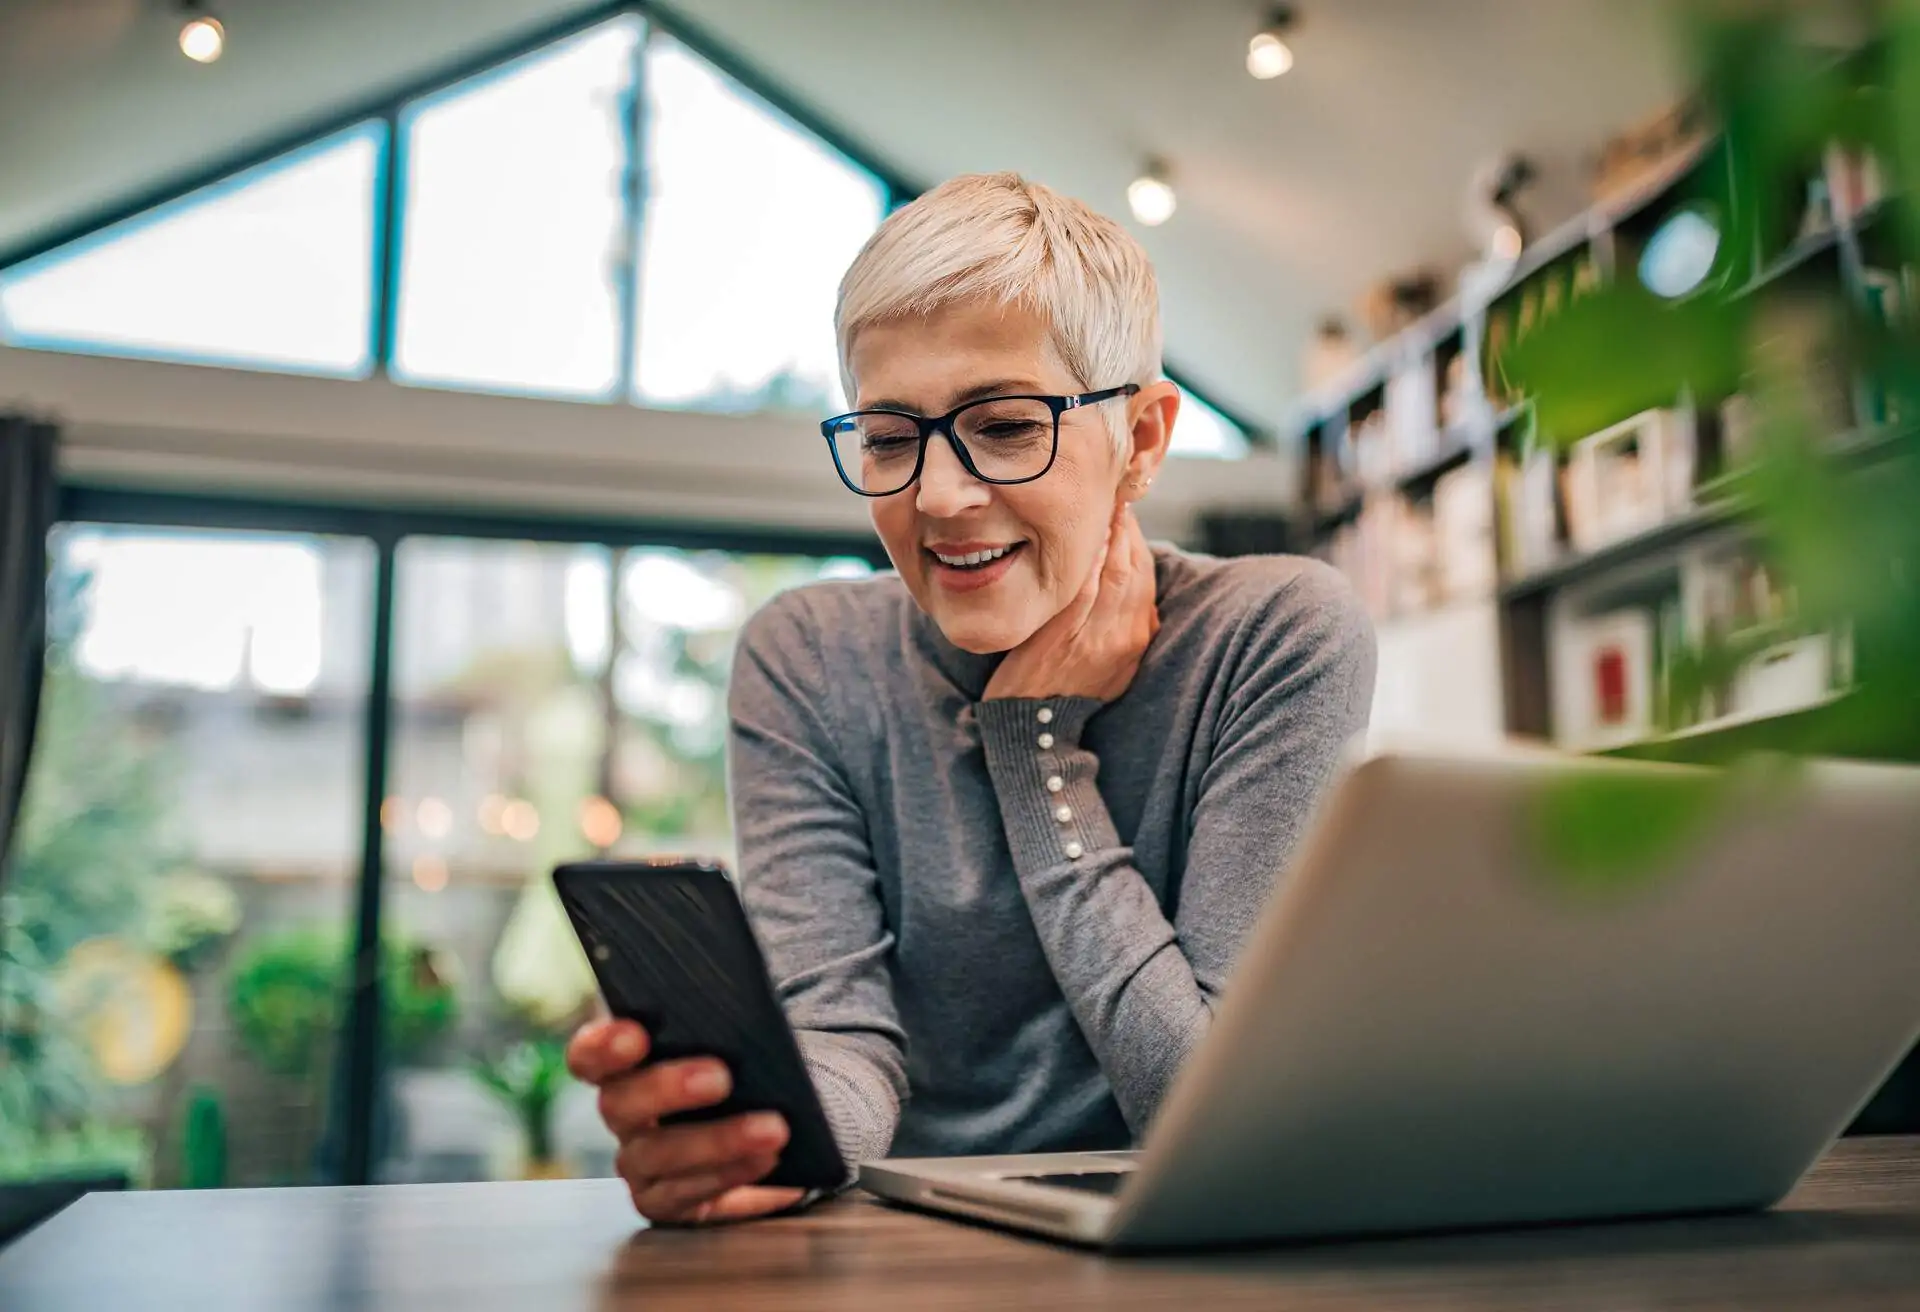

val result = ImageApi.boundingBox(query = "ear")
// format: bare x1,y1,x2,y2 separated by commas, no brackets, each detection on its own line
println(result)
1118,381,1180,503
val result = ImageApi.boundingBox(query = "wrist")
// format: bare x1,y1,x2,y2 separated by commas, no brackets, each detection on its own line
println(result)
974,696,1102,748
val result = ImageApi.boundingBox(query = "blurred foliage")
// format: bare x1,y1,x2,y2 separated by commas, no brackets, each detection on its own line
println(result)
469,1038,570,1165
180,1086,227,1189
1528,768,1735,893
1,559,176,1181
227,929,458,1080
146,869,241,972
0,1120,150,1186
1503,0,1920,778
1504,277,1750,441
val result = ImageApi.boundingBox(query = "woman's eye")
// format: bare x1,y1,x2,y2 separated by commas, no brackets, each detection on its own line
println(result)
977,421,1046,441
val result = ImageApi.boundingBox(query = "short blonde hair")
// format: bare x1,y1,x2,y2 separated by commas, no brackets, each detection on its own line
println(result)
835,172,1163,442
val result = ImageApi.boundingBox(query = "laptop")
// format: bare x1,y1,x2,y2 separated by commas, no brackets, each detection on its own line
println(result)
859,750,1920,1250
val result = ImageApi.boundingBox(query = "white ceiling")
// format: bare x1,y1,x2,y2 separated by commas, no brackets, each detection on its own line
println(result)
0,0,1682,427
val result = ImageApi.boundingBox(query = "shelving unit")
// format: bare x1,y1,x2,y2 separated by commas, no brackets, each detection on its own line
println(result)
1290,128,1915,760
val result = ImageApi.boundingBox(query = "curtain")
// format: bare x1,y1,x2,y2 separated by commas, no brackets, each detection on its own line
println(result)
0,412,57,895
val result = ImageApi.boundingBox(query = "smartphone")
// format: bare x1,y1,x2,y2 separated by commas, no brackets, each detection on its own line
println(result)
552,858,845,1191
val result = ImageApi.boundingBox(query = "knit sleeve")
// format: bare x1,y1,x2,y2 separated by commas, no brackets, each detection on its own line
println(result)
728,591,908,1175
976,559,1375,1133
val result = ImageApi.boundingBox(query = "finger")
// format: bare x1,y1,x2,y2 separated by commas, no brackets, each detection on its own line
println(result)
1055,531,1108,633
567,1019,649,1085
597,1058,731,1138
637,1154,784,1223
616,1126,726,1194
695,1184,811,1224
627,1112,788,1183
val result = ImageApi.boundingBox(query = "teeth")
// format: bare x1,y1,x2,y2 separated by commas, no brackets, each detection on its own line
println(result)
933,544,1015,567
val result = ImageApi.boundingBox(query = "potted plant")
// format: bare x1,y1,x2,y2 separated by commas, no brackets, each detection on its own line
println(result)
469,1040,571,1179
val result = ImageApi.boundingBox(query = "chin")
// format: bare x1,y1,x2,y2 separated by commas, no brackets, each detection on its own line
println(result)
944,624,1019,655
928,602,1038,655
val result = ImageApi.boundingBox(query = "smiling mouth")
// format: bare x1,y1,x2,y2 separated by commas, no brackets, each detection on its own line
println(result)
927,542,1026,571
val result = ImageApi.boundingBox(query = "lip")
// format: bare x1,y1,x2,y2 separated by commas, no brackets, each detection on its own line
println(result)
925,541,1026,594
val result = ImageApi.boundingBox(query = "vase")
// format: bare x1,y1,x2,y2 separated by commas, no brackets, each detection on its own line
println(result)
521,1157,570,1181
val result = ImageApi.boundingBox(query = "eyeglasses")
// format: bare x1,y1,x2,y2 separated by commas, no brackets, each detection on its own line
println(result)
821,385,1141,497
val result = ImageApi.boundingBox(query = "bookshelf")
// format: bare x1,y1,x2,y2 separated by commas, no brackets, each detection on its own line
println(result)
1291,129,1915,763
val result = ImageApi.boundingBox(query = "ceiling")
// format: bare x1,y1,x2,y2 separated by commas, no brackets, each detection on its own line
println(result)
0,0,1683,427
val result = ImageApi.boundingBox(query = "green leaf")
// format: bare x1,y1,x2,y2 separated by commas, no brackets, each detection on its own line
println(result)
1526,768,1736,894
1499,280,1747,446
1890,2,1920,258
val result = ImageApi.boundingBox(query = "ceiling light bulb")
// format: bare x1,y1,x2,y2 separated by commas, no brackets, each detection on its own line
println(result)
1247,32,1294,79
1248,7,1297,80
1128,168,1177,227
180,15,225,63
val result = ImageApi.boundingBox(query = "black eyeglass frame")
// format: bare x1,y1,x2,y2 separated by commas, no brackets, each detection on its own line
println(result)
819,384,1141,498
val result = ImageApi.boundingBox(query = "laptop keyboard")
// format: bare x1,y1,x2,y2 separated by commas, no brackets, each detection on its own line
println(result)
1005,1171,1132,1197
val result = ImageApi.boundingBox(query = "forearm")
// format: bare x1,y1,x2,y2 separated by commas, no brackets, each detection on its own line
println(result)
730,594,912,1180
976,697,1210,1132
795,1028,906,1175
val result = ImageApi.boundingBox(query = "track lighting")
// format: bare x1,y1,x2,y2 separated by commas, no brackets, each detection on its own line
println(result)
1127,159,1177,227
1247,6,1296,80
178,2,225,64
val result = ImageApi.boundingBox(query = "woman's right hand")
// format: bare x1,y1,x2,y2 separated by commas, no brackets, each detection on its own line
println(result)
567,1018,807,1224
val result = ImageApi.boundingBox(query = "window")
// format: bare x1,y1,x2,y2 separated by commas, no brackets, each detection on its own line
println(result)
0,125,382,376
632,36,886,415
4,527,376,1189
0,23,1242,441
378,537,867,1182
3,518,873,1193
1171,387,1251,459
67,533,327,695
392,18,642,399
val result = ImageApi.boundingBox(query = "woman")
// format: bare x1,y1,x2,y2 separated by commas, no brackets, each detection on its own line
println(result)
568,173,1376,1223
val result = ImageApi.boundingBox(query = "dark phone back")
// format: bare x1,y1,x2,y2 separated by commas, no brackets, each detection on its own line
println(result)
553,859,845,1191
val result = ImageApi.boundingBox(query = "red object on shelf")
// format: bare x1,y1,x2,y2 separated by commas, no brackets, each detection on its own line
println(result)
1595,647,1629,724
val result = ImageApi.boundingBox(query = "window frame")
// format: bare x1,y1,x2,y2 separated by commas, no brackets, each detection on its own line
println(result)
0,2,1259,446
0,121,388,378
48,481,888,1189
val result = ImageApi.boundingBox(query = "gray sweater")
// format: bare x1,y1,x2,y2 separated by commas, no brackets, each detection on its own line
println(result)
727,545,1376,1169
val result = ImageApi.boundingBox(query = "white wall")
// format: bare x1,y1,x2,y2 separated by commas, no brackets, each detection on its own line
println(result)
0,345,1296,544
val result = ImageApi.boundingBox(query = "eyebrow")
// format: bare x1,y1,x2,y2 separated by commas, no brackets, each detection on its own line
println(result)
863,378,1048,414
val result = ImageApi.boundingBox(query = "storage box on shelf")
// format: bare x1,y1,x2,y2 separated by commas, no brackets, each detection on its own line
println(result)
1561,407,1697,555
1543,531,1857,755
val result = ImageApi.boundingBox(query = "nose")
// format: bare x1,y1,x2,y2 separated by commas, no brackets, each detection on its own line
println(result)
914,434,991,518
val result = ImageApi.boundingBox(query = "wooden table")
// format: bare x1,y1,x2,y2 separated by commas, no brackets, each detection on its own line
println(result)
3,1137,1917,1311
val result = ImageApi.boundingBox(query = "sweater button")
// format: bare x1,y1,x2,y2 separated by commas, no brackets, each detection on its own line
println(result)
1046,775,1064,793
1037,706,1054,724
1054,805,1072,823
1037,732,1055,750
1064,841,1084,860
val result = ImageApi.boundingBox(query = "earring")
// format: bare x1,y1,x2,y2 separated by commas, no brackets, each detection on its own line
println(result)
1128,474,1154,492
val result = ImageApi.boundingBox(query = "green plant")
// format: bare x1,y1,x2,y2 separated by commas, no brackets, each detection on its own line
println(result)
180,1086,227,1189
227,929,459,1081
1,564,177,1174
146,870,241,972
0,1120,150,1187
469,1039,571,1164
